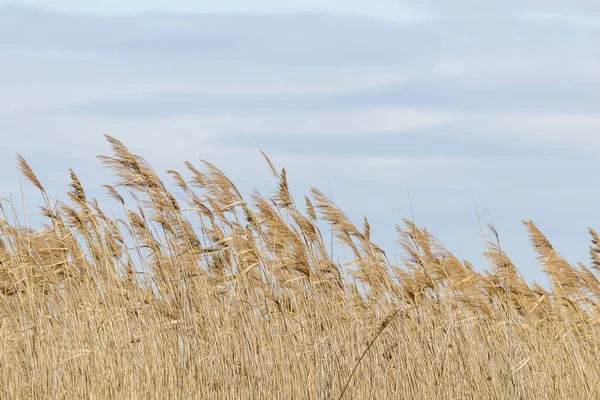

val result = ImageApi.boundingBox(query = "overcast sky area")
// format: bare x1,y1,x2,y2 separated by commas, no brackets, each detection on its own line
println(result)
1,1,600,285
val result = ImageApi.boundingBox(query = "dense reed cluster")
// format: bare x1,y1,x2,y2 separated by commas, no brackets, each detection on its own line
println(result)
2,136,600,399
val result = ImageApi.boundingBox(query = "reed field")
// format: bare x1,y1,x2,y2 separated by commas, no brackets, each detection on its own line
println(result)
2,135,600,399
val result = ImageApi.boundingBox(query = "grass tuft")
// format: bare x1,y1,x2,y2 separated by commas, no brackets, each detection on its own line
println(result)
1,137,599,399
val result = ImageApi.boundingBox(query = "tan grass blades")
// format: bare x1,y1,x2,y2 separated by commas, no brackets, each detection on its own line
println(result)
1,136,599,399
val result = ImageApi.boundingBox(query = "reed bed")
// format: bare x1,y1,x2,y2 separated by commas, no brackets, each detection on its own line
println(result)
1,135,600,399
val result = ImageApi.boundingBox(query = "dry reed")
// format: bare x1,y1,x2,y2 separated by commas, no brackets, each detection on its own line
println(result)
1,136,599,399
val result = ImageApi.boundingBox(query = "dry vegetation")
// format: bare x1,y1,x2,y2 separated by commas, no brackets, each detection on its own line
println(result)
2,135,600,399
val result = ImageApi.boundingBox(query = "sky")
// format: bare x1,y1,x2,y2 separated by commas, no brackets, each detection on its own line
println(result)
1,1,600,285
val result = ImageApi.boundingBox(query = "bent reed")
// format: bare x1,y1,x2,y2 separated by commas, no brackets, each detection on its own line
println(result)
1,135,600,399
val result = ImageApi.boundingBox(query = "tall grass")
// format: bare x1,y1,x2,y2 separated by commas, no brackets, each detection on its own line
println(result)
2,135,600,399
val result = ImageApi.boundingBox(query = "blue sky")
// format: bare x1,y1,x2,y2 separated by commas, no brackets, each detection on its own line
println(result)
1,1,600,285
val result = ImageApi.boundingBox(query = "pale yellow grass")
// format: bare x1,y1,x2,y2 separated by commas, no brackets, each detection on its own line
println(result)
1,136,600,399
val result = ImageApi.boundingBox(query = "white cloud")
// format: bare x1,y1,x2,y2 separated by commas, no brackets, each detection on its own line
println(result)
4,0,431,22
473,113,600,152
217,108,468,136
